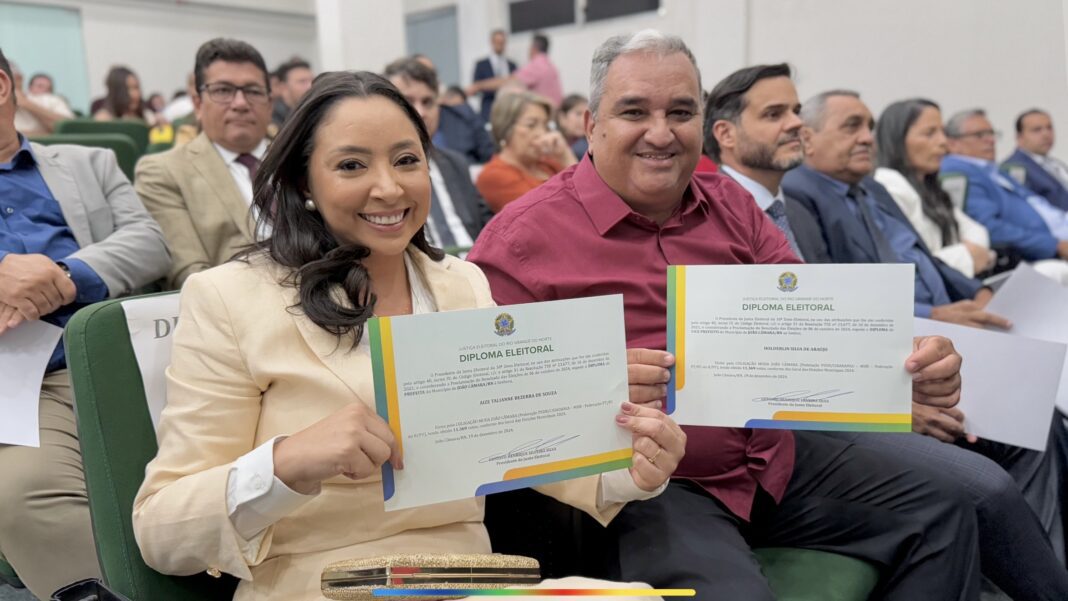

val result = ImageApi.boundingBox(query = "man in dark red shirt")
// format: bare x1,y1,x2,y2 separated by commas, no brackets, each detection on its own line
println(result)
469,30,979,599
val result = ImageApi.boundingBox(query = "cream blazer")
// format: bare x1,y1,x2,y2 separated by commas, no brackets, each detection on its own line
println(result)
874,168,990,277
135,132,255,290
132,250,620,601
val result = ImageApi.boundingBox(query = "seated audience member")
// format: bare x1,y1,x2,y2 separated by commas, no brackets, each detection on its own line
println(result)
132,70,685,601
469,29,518,122
136,38,272,289
1003,109,1068,211
941,109,1068,262
470,30,981,599
783,92,1008,328
436,88,495,164
93,65,155,124
271,58,313,129
707,64,1068,597
0,47,170,599
11,63,72,135
146,92,166,116
874,99,994,278
440,85,467,107
557,93,589,157
384,57,494,247
477,91,576,212
513,33,563,106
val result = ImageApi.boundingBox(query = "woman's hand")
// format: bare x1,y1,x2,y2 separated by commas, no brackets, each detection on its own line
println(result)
532,131,577,167
273,402,402,495
616,401,686,492
963,241,994,274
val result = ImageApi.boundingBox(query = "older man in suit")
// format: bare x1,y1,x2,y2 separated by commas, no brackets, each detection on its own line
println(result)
136,38,273,289
1002,109,1068,211
0,47,169,599
470,29,517,123
385,57,494,249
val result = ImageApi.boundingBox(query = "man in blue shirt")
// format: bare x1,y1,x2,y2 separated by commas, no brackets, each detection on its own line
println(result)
0,48,170,598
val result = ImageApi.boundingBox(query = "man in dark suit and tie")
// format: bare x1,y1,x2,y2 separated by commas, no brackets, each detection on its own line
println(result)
385,58,493,248
469,29,517,123
707,68,1068,599
1002,109,1068,211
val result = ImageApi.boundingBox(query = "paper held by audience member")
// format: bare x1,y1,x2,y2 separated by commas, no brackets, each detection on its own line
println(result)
0,320,64,447
667,264,914,431
122,294,182,431
368,295,632,511
915,318,1063,451
985,263,1068,412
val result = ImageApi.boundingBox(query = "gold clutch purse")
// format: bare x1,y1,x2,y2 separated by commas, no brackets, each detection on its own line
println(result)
321,553,541,601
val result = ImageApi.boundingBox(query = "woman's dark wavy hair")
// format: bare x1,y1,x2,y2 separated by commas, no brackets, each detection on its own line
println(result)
103,66,143,119
876,98,959,244
243,70,443,345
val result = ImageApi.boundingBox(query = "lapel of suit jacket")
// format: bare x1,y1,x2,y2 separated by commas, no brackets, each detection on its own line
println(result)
1017,150,1057,191
803,169,880,262
187,133,254,241
287,248,477,405
31,142,93,247
431,148,477,233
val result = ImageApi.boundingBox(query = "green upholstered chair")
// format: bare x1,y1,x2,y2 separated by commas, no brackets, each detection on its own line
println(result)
143,141,174,155
0,558,22,588
30,133,140,182
65,294,237,600
54,119,150,155
755,547,879,601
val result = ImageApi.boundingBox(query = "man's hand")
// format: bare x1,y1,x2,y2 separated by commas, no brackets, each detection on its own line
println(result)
908,336,977,443
1057,240,1068,260
0,254,77,320
930,300,1011,329
627,348,674,409
972,287,993,308
0,302,24,337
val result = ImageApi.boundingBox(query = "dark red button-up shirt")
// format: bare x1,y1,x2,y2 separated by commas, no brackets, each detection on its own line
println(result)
468,155,800,520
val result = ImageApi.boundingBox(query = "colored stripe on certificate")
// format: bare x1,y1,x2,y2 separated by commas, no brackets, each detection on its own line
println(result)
745,411,912,432
666,265,686,412
368,317,403,501
372,589,696,596
474,449,632,497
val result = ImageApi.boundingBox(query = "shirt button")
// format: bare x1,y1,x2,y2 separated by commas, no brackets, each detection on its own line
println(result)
251,475,266,491
4,207,12,214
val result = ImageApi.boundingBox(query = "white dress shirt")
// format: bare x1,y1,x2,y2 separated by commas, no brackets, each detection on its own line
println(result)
212,140,268,206
225,253,662,561
427,158,475,248
874,168,991,277
1026,150,1068,191
14,92,73,133
491,53,510,78
720,165,780,211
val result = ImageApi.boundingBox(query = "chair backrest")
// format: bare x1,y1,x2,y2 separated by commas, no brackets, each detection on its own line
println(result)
64,294,237,601
30,133,140,182
54,119,150,155
939,173,969,210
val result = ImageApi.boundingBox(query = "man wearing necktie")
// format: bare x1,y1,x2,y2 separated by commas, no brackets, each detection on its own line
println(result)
136,38,273,289
707,65,1068,600
470,30,518,123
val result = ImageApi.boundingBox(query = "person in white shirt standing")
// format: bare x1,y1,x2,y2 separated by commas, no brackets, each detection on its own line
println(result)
136,38,273,289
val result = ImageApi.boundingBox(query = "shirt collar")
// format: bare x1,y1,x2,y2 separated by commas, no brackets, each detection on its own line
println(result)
212,138,268,165
720,165,782,211
0,134,37,171
572,153,710,236
802,164,854,196
948,153,993,169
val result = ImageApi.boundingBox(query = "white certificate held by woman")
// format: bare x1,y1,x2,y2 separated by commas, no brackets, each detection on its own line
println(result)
667,264,914,431
369,294,632,511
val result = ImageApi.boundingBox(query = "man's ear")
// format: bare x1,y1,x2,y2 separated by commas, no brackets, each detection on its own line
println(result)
799,126,815,157
192,92,203,122
712,120,735,155
0,69,13,107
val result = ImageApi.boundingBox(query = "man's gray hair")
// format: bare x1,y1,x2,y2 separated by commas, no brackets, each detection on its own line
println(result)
589,29,701,117
945,108,987,138
799,89,861,130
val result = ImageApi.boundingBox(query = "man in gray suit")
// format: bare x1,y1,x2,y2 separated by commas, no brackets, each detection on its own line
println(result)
385,57,494,248
0,48,170,598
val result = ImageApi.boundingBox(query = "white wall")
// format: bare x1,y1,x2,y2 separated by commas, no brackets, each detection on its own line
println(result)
15,0,317,112
426,0,1068,161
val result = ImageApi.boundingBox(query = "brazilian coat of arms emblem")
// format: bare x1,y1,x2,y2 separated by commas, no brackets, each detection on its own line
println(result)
494,312,516,336
777,271,799,292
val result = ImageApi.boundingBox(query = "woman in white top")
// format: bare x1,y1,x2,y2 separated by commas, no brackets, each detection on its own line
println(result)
874,99,994,278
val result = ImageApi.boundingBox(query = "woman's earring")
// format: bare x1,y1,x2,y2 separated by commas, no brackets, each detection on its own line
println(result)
304,199,316,211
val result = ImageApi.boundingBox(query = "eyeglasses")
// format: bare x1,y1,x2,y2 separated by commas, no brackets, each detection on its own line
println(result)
953,129,1001,141
200,82,270,105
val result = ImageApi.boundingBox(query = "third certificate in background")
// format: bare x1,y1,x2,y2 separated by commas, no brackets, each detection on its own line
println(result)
667,264,914,431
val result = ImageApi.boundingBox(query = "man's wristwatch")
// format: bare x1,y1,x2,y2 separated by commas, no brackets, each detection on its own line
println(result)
55,261,73,278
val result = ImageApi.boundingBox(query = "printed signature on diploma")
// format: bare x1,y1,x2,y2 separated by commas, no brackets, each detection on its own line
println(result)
751,389,855,403
478,434,581,463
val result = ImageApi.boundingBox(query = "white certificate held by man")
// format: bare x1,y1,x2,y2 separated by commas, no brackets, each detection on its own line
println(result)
368,295,632,511
666,264,914,431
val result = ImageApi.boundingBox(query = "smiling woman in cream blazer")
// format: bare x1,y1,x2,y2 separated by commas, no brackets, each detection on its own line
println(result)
132,72,686,601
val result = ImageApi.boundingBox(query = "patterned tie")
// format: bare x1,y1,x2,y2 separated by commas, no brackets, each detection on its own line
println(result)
764,199,803,259
235,153,261,183
847,186,899,263
427,182,457,248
